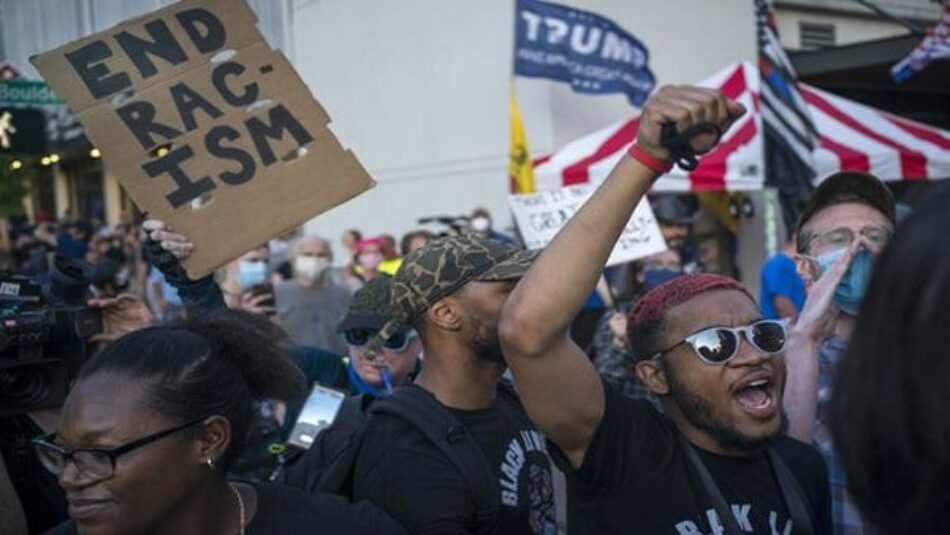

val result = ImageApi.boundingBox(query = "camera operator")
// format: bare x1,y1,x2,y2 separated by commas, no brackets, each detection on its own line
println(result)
0,268,154,534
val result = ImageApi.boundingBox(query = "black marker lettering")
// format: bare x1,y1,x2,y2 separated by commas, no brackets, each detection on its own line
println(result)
142,145,216,208
115,19,188,79
169,82,223,132
246,104,313,166
116,101,182,150
211,61,259,106
206,125,256,185
64,41,131,99
175,7,226,53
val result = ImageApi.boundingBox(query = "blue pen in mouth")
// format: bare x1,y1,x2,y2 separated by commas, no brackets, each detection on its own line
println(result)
381,367,394,395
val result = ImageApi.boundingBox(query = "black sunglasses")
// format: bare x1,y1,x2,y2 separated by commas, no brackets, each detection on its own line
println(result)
343,328,418,352
651,319,789,365
33,416,207,481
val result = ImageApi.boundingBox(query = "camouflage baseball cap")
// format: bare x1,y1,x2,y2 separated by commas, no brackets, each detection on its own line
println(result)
337,276,398,332
390,234,538,324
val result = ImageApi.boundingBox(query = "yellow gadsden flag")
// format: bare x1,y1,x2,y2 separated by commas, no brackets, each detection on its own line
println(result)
509,89,535,194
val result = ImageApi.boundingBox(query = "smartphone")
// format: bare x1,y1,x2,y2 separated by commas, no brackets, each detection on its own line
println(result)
287,385,346,449
248,283,276,315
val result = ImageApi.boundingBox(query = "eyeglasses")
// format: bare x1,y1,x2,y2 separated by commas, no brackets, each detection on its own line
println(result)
651,319,789,365
33,417,207,482
811,225,892,250
344,328,418,352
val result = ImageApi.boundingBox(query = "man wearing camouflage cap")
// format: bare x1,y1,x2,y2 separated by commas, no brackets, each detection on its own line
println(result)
351,235,559,535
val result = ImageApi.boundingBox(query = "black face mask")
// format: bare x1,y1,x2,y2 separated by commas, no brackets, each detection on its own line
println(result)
643,268,682,291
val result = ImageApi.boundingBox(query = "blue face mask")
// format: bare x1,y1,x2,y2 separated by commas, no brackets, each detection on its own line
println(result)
643,267,681,291
816,248,875,316
237,260,268,289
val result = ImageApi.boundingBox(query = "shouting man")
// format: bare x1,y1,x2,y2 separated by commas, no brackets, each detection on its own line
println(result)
499,85,831,534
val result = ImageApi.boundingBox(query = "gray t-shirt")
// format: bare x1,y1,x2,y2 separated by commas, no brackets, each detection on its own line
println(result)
275,280,352,355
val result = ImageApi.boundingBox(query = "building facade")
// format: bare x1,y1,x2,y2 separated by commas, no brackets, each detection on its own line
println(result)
775,0,946,131
774,0,941,50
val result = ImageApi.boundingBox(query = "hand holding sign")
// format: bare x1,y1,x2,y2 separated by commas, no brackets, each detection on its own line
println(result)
142,219,194,261
32,0,374,277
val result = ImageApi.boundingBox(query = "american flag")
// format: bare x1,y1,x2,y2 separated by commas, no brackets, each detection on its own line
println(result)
892,2,950,83
755,0,817,228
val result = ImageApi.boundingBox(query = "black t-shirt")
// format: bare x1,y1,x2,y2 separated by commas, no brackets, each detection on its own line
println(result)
0,415,69,534
352,387,557,535
42,482,407,535
557,384,832,535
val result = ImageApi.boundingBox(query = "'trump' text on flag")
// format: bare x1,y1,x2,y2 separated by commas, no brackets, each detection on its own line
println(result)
513,0,655,107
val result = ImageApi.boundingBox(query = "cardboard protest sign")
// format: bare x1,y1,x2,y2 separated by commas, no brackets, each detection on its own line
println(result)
31,0,374,276
509,184,667,266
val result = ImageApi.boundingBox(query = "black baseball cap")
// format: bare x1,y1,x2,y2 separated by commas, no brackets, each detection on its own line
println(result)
651,195,698,226
337,276,397,333
796,172,896,237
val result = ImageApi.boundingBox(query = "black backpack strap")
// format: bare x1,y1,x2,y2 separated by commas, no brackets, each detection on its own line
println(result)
372,385,500,530
768,448,815,535
310,394,372,494
280,394,370,494
676,432,745,535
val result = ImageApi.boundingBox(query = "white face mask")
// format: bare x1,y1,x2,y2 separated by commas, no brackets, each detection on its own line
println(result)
470,216,491,233
295,255,331,280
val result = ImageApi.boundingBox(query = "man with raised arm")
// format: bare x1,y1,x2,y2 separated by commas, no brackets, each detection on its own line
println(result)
499,86,831,535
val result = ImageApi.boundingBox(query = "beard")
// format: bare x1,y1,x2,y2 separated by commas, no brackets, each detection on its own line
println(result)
664,362,782,453
471,324,505,364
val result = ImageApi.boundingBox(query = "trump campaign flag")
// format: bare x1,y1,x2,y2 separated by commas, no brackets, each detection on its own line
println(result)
513,0,655,107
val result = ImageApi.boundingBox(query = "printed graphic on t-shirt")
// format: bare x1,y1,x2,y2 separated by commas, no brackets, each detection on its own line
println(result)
674,503,793,535
499,429,556,534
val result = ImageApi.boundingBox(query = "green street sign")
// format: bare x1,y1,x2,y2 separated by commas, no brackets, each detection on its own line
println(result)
0,80,63,106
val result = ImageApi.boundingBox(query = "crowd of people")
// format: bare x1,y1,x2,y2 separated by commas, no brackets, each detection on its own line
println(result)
1,84,948,535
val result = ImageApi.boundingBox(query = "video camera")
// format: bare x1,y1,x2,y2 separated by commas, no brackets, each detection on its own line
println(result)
0,256,103,418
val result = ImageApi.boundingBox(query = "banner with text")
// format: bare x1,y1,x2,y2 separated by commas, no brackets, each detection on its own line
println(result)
513,0,655,107
32,0,374,277
509,183,667,266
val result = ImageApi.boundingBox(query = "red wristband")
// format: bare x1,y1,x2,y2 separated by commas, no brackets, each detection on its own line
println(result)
628,144,673,175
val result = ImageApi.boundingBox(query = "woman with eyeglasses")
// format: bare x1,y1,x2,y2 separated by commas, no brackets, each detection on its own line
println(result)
35,310,407,535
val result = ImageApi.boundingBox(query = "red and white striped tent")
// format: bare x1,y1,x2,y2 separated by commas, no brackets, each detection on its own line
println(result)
532,62,950,192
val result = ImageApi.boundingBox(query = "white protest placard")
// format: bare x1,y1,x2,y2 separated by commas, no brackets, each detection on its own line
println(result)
509,183,667,266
